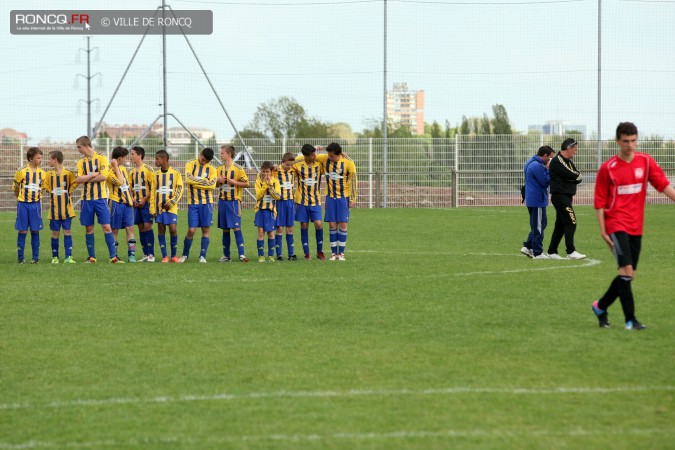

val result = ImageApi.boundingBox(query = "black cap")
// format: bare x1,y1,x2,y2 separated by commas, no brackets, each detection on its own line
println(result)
561,138,578,151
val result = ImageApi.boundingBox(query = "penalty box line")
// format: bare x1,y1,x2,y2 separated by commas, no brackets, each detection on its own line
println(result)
1,385,673,411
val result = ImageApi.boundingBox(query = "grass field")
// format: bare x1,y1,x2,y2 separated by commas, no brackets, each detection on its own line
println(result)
1,206,674,449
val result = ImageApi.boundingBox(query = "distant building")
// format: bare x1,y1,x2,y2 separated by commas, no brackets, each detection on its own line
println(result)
96,122,162,140
528,120,587,137
163,127,215,145
0,127,28,141
386,82,425,135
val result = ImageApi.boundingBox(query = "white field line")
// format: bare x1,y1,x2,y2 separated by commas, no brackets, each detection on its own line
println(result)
454,258,602,276
1,385,673,411
0,427,672,449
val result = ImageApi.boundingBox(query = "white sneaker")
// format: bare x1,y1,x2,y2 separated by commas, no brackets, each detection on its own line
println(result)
337,253,346,261
329,253,338,261
520,246,534,258
139,255,149,262
146,255,155,263
219,256,231,262
546,253,565,260
178,255,187,263
533,253,550,259
198,256,207,263
567,251,586,260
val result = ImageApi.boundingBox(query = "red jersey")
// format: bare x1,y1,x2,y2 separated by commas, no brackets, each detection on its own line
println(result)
594,152,671,235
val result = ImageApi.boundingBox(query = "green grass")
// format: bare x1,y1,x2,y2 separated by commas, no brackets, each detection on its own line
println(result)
1,206,674,449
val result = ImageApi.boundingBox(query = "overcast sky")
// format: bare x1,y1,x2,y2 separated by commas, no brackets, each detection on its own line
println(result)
2,0,674,142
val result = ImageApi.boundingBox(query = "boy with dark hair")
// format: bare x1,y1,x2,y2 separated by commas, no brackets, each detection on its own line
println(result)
130,146,156,262
179,147,217,263
292,144,326,260
108,146,136,262
591,122,675,330
44,150,77,264
153,150,183,263
255,161,281,262
274,152,298,261
521,145,554,259
13,147,45,263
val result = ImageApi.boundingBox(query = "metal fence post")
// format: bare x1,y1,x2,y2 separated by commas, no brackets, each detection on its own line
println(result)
369,137,373,208
452,169,458,208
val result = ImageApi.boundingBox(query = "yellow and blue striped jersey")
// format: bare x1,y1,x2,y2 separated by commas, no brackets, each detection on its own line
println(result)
43,168,77,220
185,159,217,205
76,151,110,201
291,157,324,206
254,173,281,216
217,163,249,201
152,167,183,215
129,163,155,205
13,165,46,203
107,165,134,206
275,167,295,201
316,154,358,201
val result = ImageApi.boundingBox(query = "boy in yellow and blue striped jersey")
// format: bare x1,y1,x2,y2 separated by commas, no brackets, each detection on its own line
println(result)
75,135,121,263
44,150,77,264
216,144,250,263
152,150,183,262
129,146,156,262
292,144,326,260
274,152,297,261
13,147,45,263
318,142,357,261
108,146,136,262
254,161,281,262
179,147,217,263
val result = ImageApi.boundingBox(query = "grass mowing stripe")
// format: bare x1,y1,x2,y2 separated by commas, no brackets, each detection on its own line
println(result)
2,385,674,411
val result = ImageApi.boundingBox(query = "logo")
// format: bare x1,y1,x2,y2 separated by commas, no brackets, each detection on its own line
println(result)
634,168,644,179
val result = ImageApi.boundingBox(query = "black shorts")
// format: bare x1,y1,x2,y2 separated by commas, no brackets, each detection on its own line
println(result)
610,232,642,270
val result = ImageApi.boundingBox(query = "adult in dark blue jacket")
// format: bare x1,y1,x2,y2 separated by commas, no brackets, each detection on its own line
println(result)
521,146,554,258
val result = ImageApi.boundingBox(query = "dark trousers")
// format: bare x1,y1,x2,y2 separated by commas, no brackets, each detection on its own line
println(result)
547,194,576,255
526,206,547,256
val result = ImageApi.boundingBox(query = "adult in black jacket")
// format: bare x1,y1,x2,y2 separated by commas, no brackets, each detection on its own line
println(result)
546,138,586,259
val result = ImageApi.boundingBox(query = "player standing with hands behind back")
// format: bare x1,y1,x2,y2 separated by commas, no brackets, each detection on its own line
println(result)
591,122,675,330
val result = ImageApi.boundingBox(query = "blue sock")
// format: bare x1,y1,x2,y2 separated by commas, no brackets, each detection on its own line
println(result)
139,231,147,256
301,228,309,255
104,232,116,258
200,237,210,258
286,234,295,257
170,235,178,257
51,237,59,258
275,235,283,257
17,233,27,260
85,233,96,258
128,239,136,258
31,232,40,261
183,237,193,257
338,230,347,255
64,235,73,258
158,234,167,258
257,239,264,257
234,230,245,257
268,238,275,257
329,229,338,255
222,232,231,257
146,229,155,256
315,228,324,253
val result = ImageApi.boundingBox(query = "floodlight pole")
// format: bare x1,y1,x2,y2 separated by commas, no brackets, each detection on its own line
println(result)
382,0,388,208
77,37,100,137
597,0,602,168
162,0,169,145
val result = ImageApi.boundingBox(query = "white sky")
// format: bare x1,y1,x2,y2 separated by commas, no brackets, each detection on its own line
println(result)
2,0,674,142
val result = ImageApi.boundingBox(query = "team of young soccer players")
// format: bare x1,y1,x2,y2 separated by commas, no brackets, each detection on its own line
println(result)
12,139,358,265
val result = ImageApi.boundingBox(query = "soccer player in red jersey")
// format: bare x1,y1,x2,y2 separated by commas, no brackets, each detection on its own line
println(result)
591,122,675,330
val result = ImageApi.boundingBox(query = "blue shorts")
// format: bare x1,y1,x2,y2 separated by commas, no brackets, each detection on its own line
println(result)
111,201,134,229
324,197,350,223
275,199,295,228
50,218,73,232
255,209,276,232
80,199,111,227
15,202,43,231
187,204,214,228
134,203,153,225
218,200,242,229
295,204,322,224
156,212,178,225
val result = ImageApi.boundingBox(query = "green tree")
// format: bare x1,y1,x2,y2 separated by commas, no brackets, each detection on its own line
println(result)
430,121,442,139
250,96,307,141
296,118,332,139
480,113,491,134
491,104,512,134
460,116,470,135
